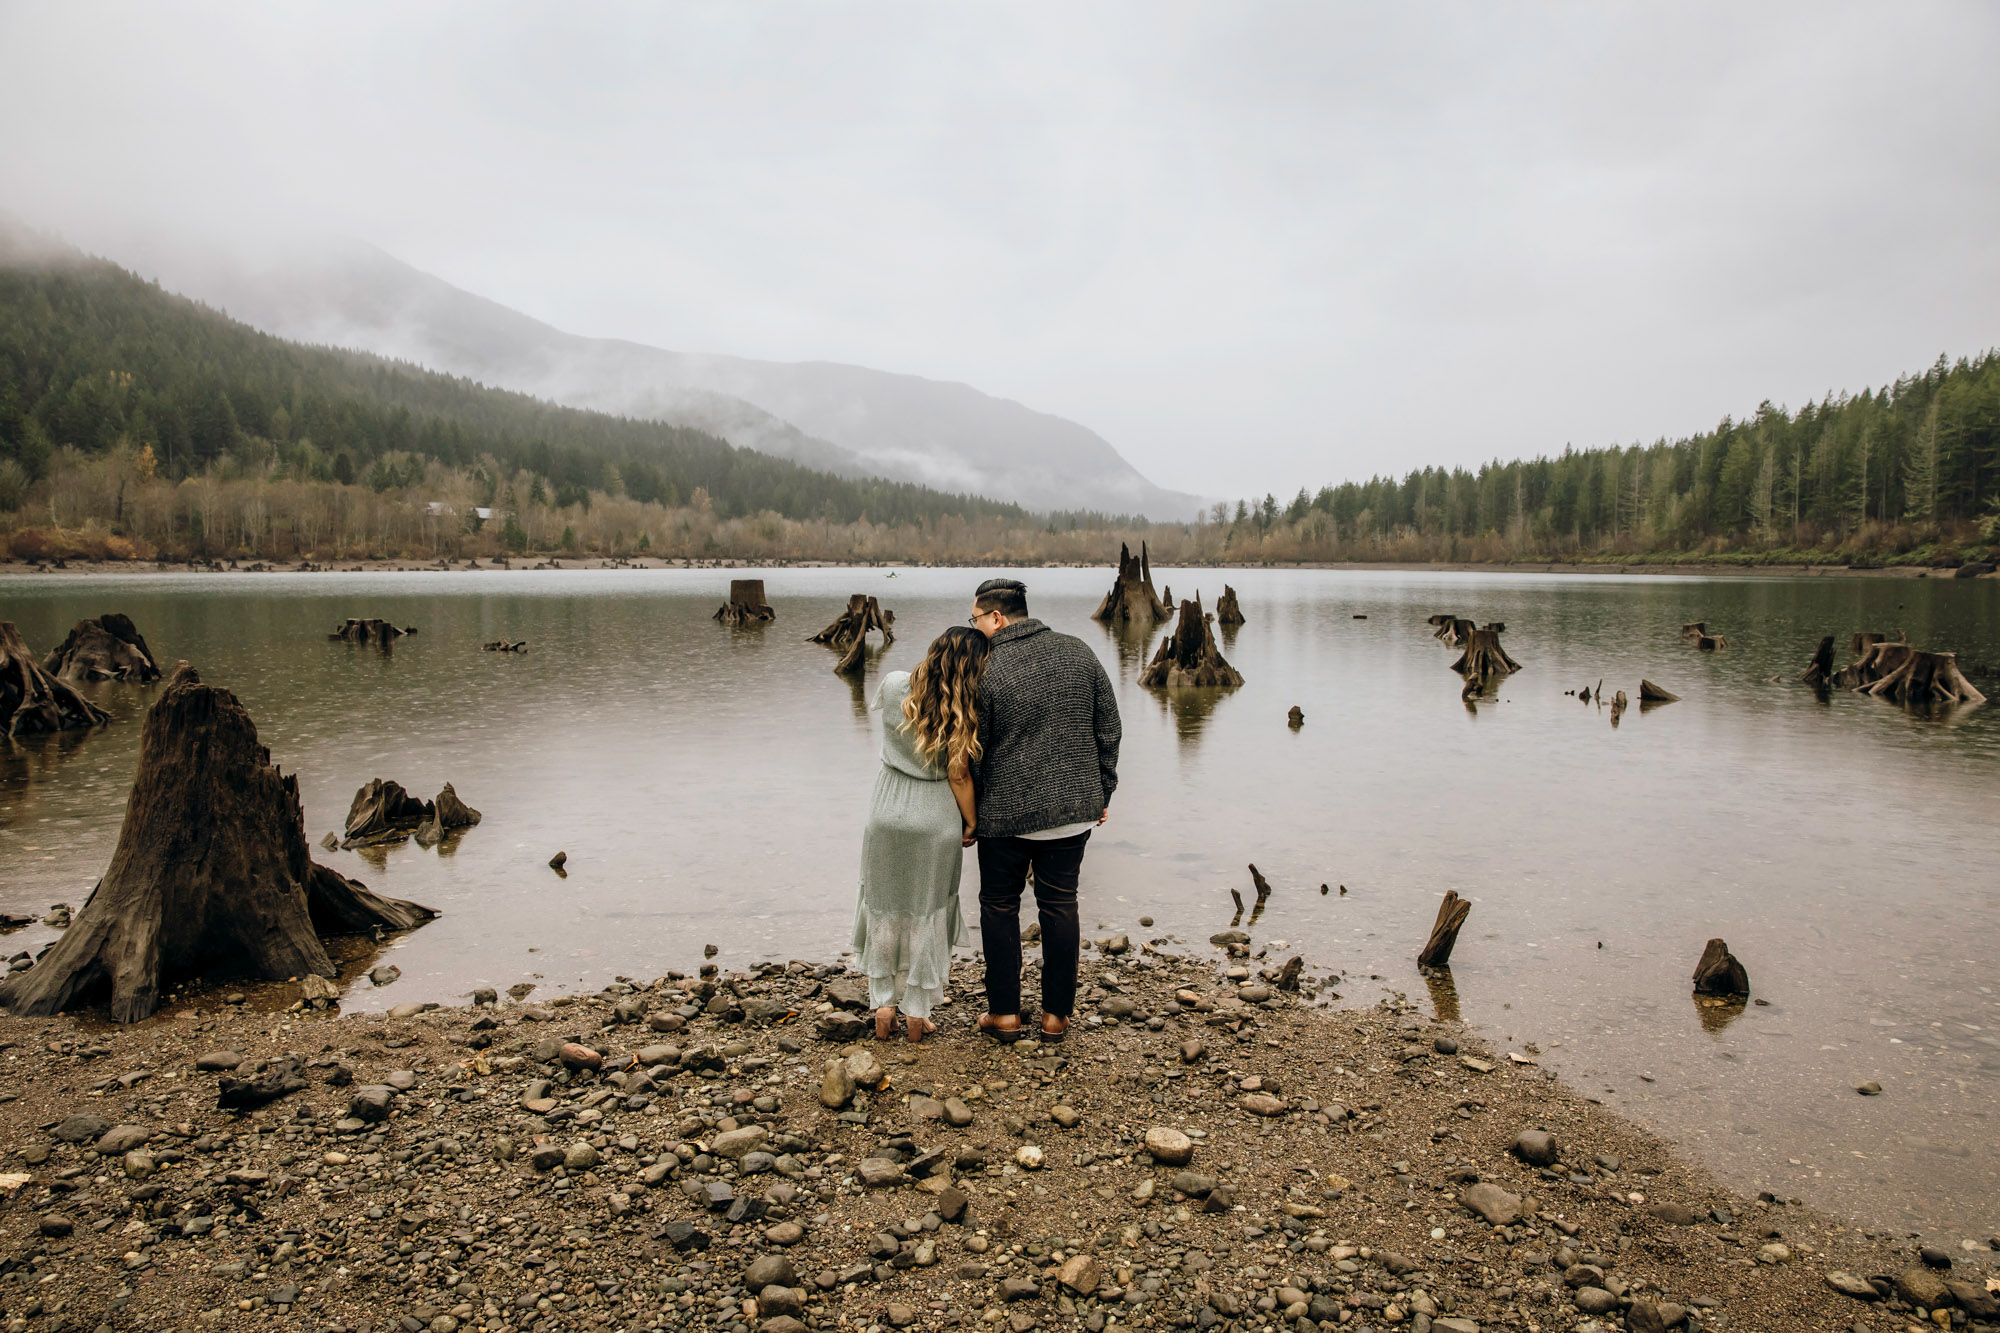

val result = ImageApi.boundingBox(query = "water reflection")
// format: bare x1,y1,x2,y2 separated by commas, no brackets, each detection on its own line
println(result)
1695,994,1748,1034
1098,619,1160,680
1150,684,1231,749
1421,965,1463,1022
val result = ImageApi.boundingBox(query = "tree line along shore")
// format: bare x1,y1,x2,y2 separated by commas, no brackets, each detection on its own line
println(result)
4,236,1999,571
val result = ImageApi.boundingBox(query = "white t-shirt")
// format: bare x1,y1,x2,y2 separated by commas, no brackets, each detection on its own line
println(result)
1018,820,1096,841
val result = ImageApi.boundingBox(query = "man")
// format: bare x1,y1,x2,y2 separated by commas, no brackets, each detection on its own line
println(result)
967,577,1121,1043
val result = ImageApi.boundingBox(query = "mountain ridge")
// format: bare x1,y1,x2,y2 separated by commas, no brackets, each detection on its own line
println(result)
107,234,1202,520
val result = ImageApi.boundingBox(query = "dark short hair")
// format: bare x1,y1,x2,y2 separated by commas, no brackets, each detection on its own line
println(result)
975,577,1028,619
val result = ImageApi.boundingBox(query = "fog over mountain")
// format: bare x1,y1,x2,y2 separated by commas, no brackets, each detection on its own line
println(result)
112,236,1202,520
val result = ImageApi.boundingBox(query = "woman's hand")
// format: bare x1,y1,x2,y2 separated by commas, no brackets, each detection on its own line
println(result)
961,822,977,847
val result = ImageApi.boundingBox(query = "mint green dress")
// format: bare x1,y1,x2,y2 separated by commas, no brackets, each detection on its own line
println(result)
851,671,968,1019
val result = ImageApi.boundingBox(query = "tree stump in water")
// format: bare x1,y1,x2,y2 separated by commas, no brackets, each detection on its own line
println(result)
714,579,777,626
1691,938,1749,998
1091,542,1172,624
0,622,110,736
342,779,435,848
1428,615,1475,646
1798,635,1837,688
1845,642,1986,704
0,663,434,1023
810,594,894,647
45,614,162,683
1215,585,1245,626
1692,632,1727,651
1638,679,1680,703
483,640,528,653
435,783,482,829
1681,621,1707,638
1449,627,1521,690
1160,584,1174,607
330,618,403,644
1139,596,1244,688
1418,891,1471,968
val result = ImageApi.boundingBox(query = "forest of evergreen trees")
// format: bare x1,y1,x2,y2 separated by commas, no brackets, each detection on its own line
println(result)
1209,350,2000,564
2,224,1995,567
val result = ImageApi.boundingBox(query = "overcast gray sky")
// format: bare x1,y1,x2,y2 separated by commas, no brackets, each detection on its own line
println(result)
4,2,1998,500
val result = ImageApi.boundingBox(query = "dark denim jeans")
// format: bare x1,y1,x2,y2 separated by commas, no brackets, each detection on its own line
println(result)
976,831,1090,1019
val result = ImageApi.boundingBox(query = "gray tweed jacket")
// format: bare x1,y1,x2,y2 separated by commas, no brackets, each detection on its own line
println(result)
971,619,1122,838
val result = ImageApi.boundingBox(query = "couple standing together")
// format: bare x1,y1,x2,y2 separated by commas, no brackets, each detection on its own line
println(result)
851,578,1121,1045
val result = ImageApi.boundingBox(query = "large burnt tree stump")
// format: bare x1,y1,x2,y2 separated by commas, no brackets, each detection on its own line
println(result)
1139,596,1243,688
1215,585,1245,626
1429,614,1475,647
714,579,777,626
1418,890,1472,968
331,618,404,645
0,663,434,1023
0,622,110,736
1091,542,1173,624
46,614,162,683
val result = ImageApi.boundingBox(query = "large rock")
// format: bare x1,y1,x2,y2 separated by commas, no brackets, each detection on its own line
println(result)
1143,1127,1194,1165
53,1114,110,1143
1645,1201,1697,1226
712,1126,769,1160
94,1124,151,1155
1893,1267,1951,1309
1823,1271,1879,1300
1459,1182,1521,1226
1947,1280,2000,1319
348,1085,396,1122
1512,1128,1559,1166
1572,1287,1619,1316
745,1255,799,1292
819,1060,856,1109
845,1049,885,1088
1055,1254,1102,1295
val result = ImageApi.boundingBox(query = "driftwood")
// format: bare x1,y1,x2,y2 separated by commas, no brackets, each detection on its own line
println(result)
342,778,435,848
714,579,777,626
1139,596,1244,688
1692,938,1749,998
1836,640,1986,704
1798,635,1837,688
45,614,162,683
483,640,528,653
1091,542,1172,624
1638,679,1680,703
810,593,895,648
330,618,404,644
1246,864,1273,916
0,622,110,736
1215,585,1245,626
1418,890,1472,968
1449,627,1522,695
0,663,434,1023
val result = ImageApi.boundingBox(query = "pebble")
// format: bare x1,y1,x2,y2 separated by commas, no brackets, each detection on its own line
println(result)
1143,1126,1195,1165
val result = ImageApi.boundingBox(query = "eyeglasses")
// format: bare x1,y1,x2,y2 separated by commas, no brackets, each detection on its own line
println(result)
968,610,995,624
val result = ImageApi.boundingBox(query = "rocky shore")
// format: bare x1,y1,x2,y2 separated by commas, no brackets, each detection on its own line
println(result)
0,938,1992,1333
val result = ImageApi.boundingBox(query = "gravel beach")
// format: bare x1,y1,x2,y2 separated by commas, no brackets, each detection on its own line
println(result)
0,937,1992,1333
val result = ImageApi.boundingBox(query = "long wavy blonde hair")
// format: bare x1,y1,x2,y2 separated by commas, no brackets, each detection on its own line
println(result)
902,626,990,773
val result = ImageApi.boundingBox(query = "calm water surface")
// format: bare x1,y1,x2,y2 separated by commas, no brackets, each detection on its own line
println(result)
3,566,1998,1242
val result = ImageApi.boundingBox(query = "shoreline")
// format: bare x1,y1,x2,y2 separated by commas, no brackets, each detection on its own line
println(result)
1,556,1992,581
0,945,1986,1332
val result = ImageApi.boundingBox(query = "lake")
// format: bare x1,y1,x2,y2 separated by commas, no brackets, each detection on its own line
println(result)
3,564,1998,1243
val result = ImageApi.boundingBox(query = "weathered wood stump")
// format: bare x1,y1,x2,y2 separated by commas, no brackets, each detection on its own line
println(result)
1160,584,1174,607
1798,635,1837,688
0,622,110,735
1091,542,1173,624
714,579,777,626
1215,585,1245,626
1692,938,1749,998
810,593,894,647
435,783,482,829
1638,679,1680,703
1833,638,1985,703
0,663,434,1023
1449,627,1522,693
45,614,162,683
1681,621,1707,638
1418,890,1472,968
342,778,435,848
1692,632,1727,651
330,618,404,644
1139,596,1243,688
1428,614,1476,646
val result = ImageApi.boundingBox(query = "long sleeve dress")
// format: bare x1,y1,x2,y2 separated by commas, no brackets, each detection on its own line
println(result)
851,670,968,1020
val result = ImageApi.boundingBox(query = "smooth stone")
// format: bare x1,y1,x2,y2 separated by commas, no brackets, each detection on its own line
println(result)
1144,1126,1194,1165
1513,1129,1559,1167
1459,1182,1521,1226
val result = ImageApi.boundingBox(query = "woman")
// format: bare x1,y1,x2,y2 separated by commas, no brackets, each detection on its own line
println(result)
852,626,986,1043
